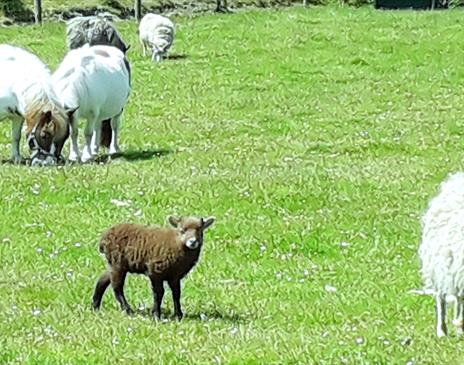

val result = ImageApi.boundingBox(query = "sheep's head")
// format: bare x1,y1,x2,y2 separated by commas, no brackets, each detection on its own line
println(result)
168,216,215,250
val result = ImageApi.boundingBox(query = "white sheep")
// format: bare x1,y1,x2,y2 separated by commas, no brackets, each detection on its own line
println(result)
419,172,464,336
139,13,175,62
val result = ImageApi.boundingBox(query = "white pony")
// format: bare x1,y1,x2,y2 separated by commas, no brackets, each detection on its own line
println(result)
0,44,72,165
52,44,131,162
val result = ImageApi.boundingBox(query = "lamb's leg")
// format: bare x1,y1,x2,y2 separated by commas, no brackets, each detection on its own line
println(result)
11,118,23,163
111,269,133,314
436,294,448,337
92,271,111,310
453,296,464,335
150,276,164,320
168,279,183,320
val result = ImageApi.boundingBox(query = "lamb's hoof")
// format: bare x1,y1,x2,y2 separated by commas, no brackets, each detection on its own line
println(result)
176,313,183,321
125,307,135,315
92,302,101,311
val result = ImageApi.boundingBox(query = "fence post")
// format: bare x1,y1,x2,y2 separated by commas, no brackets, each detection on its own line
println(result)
135,0,142,21
34,0,42,24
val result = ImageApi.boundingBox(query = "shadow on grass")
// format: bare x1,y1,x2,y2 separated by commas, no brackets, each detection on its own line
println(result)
167,53,188,60
131,307,247,323
95,148,172,163
0,158,30,165
0,148,171,166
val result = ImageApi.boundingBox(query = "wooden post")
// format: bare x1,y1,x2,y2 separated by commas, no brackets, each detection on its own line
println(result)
134,0,142,21
34,0,42,24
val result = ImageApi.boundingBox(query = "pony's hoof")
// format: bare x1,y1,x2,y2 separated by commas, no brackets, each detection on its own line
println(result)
68,153,80,162
81,153,94,163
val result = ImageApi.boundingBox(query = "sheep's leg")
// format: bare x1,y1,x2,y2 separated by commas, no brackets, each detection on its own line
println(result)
11,118,23,163
168,279,183,320
436,294,448,337
453,296,464,335
111,269,133,314
92,271,111,310
150,277,164,319
141,39,147,57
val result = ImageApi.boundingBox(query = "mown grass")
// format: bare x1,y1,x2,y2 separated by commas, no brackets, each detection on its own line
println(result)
1,5,464,364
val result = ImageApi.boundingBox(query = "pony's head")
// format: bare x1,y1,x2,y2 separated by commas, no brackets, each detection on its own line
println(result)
26,107,76,166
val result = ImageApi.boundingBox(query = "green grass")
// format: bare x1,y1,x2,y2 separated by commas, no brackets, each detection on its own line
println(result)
1,5,464,364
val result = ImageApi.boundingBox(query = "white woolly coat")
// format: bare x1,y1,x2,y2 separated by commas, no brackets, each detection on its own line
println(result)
139,14,175,58
0,44,54,119
51,44,130,122
419,172,464,297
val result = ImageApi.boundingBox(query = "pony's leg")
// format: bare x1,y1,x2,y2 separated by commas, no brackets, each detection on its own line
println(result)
436,294,448,337
90,120,102,156
68,117,80,162
109,113,122,155
11,118,23,163
453,295,464,335
82,118,97,163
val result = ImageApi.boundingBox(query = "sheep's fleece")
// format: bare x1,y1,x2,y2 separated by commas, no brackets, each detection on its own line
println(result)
419,172,464,297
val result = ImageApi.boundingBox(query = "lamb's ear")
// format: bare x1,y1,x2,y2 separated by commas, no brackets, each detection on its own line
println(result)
168,215,180,228
202,217,215,230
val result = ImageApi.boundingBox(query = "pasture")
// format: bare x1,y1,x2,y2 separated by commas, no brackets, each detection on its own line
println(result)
1,5,464,364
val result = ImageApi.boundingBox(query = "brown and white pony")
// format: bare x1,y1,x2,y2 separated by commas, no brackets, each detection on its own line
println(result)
0,44,74,165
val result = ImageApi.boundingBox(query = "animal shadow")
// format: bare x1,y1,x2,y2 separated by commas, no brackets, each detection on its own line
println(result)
133,307,247,324
184,309,247,323
94,148,172,163
166,54,188,60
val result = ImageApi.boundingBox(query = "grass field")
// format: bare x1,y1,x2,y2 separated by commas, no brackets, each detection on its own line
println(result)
1,5,464,364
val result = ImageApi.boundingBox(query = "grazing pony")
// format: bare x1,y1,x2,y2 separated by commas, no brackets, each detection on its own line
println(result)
52,45,131,162
66,16,130,151
0,44,73,165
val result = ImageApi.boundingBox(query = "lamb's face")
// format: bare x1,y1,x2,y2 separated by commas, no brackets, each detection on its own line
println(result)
168,216,215,250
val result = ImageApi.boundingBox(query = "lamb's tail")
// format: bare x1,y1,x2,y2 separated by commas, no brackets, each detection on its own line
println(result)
101,119,112,148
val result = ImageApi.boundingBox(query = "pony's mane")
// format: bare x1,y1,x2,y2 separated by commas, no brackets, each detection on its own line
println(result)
23,78,62,120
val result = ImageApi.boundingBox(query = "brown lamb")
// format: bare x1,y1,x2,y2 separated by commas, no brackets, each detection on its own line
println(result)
92,215,215,320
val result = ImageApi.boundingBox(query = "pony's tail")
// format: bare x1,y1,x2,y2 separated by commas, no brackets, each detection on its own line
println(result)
101,119,112,148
